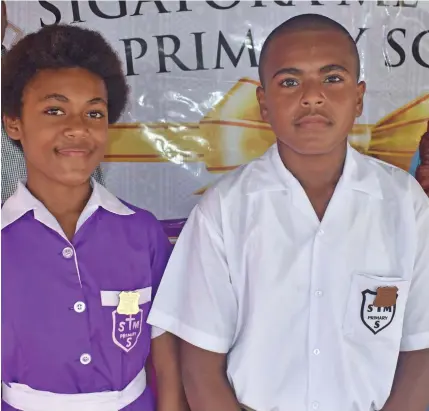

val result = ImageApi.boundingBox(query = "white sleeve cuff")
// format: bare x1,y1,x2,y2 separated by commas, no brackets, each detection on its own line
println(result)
400,332,429,351
147,309,231,354
151,326,166,339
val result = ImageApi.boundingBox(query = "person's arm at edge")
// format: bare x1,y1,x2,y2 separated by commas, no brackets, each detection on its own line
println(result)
151,331,190,411
180,341,242,411
147,214,189,411
382,175,429,411
147,191,241,411
381,349,429,411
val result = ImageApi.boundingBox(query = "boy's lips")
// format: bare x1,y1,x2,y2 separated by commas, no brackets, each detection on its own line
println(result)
295,114,332,128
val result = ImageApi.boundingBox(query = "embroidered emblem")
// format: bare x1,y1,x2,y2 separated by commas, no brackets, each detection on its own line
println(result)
360,289,397,335
112,310,143,352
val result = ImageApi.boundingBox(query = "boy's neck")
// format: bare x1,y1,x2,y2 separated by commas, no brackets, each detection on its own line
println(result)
277,140,347,191
277,140,347,221
26,172,92,240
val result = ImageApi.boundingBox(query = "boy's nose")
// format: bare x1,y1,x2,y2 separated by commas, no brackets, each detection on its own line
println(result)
300,83,325,108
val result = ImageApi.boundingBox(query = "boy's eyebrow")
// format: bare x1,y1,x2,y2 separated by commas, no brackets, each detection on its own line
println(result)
320,64,349,73
272,67,303,79
272,64,350,79
41,94,107,105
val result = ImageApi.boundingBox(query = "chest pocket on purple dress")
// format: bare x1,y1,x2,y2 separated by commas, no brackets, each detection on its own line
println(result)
100,287,152,352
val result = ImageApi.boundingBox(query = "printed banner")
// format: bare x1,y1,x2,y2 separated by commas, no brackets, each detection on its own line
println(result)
5,0,429,240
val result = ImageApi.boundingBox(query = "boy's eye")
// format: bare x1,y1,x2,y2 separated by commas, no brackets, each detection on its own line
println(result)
87,111,105,119
45,108,65,116
324,75,343,83
281,78,299,88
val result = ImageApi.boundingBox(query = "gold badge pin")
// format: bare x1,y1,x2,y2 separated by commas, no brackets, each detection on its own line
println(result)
373,286,398,308
117,291,140,315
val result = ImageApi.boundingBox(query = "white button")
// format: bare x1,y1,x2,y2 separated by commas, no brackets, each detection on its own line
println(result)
74,301,86,313
62,247,74,259
317,229,324,236
313,349,320,355
80,353,91,365
312,402,319,410
315,290,323,297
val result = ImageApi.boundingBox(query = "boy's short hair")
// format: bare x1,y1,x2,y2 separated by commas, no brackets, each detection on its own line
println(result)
2,24,128,123
258,13,361,86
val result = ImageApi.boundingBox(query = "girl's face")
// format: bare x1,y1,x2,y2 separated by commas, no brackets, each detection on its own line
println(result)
4,67,109,188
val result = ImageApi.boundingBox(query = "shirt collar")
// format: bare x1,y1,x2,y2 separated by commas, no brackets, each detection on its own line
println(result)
2,180,135,234
85,179,134,217
245,143,383,199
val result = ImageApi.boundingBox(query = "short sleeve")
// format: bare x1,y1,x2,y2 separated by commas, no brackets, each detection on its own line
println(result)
147,192,238,354
148,215,173,339
400,177,429,351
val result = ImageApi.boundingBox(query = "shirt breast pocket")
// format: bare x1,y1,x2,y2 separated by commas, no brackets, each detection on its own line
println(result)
343,273,410,344
100,287,152,353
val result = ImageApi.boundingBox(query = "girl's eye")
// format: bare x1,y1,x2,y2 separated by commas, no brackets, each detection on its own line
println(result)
45,108,65,116
281,78,299,88
87,111,105,119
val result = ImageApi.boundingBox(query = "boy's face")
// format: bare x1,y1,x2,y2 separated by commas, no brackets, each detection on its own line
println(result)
4,68,108,187
257,28,366,156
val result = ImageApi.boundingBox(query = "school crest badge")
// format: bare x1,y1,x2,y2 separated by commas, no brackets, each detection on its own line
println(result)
117,291,140,315
360,289,397,335
112,310,143,352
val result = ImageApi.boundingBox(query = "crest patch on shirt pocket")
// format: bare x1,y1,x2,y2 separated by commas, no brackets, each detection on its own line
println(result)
360,288,397,335
344,274,409,341
100,287,152,352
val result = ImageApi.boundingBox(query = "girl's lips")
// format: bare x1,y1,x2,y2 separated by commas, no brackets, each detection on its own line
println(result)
56,149,90,157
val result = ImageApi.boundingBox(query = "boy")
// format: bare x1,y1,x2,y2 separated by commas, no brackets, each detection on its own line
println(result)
147,14,429,411
2,25,187,411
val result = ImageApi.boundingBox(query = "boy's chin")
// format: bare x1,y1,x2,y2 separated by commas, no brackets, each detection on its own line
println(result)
279,141,345,156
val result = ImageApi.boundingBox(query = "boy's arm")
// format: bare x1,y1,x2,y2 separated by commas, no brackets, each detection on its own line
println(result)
382,176,429,410
147,191,240,410
151,332,189,411
180,341,242,411
381,349,429,411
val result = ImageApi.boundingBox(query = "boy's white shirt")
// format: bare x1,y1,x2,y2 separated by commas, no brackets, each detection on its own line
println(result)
148,143,429,411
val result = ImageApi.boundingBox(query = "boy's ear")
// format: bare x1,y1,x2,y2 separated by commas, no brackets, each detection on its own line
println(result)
3,115,23,142
355,81,366,118
256,86,269,122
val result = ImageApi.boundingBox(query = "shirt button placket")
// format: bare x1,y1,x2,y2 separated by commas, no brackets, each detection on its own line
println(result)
61,243,83,287
308,227,325,411
62,244,89,366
